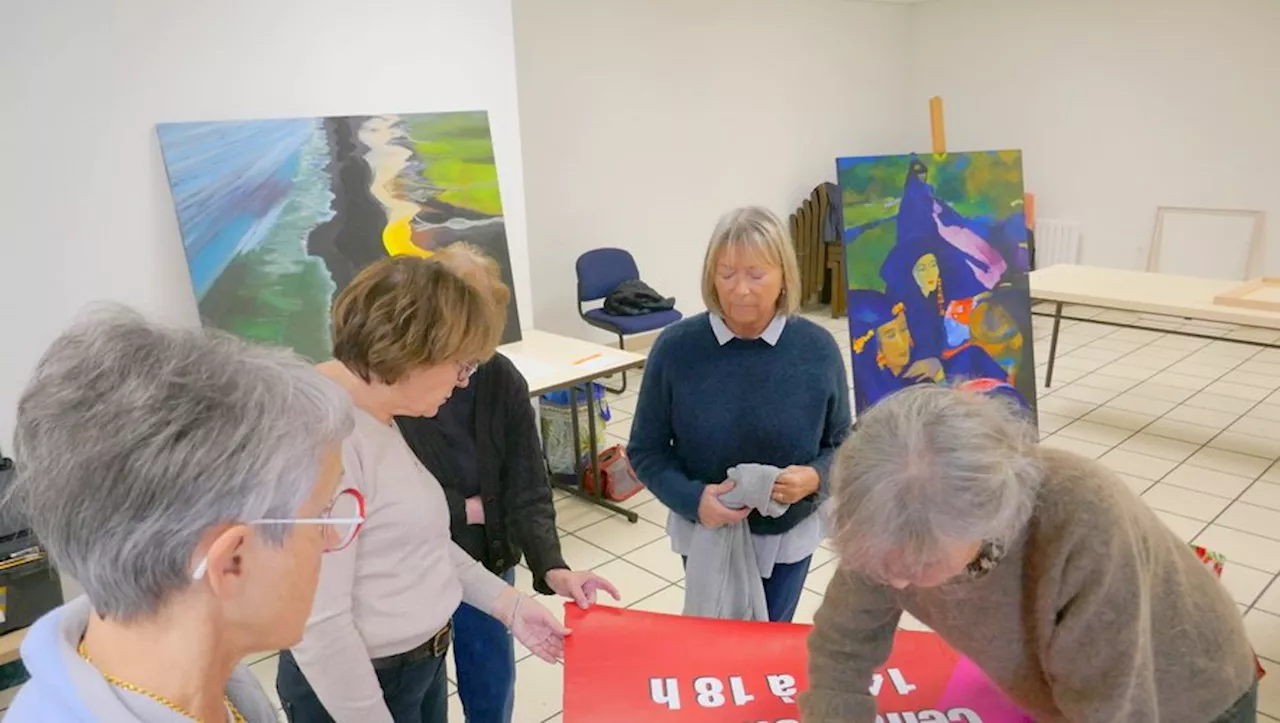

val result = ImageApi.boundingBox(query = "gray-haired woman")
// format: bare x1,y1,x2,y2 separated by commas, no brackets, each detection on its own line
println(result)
5,306,356,723
802,386,1259,723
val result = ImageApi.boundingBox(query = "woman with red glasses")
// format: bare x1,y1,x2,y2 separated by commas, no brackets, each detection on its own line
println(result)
277,256,568,723
5,306,355,723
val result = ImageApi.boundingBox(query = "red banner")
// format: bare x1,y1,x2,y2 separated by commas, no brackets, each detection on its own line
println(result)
563,604,1032,723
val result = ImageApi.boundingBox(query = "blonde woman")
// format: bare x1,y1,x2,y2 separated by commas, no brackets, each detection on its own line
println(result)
627,206,852,622
278,256,568,723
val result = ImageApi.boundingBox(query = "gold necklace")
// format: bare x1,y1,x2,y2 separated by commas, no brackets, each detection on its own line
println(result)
78,640,247,723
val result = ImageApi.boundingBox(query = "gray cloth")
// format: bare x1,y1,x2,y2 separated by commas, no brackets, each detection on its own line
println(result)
682,463,788,621
665,500,824,579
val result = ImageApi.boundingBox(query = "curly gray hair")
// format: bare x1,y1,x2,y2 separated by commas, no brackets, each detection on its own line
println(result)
829,385,1043,585
10,305,353,620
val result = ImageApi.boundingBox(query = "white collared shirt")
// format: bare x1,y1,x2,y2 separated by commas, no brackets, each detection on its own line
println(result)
708,314,787,346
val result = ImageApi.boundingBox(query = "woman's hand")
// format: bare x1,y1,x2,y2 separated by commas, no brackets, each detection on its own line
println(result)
494,590,570,663
698,481,751,528
545,568,621,609
771,465,820,504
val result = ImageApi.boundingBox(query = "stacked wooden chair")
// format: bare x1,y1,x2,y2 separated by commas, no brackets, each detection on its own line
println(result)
788,184,845,317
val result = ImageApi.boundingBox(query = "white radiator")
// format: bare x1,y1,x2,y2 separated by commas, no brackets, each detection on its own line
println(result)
1034,219,1082,268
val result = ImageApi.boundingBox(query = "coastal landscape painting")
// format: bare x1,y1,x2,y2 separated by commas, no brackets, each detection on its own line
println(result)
839,150,1036,414
157,111,521,360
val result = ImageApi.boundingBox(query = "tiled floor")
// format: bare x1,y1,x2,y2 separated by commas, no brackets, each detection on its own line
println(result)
8,306,1280,721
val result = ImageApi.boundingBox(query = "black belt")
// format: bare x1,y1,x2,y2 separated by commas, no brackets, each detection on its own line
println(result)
371,621,452,670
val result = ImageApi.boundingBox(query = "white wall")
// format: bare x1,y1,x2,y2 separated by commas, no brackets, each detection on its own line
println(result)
513,0,913,339
7,0,1272,445
905,0,1280,271
0,0,533,448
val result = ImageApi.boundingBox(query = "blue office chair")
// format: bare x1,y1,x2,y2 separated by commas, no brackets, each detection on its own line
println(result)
576,248,682,394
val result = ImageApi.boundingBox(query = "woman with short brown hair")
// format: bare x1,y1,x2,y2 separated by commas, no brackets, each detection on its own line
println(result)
397,243,619,723
278,256,568,723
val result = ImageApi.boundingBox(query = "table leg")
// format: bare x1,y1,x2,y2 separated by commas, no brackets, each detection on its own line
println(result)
569,386,584,487
585,388,602,501
1045,302,1064,389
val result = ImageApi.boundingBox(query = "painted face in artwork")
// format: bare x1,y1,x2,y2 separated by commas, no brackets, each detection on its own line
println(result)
876,311,913,374
912,253,940,296
971,300,1023,378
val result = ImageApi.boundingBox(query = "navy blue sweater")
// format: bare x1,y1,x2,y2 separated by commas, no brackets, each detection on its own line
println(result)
628,313,852,535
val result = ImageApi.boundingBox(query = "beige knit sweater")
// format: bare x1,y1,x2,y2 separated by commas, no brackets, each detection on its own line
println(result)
801,447,1257,723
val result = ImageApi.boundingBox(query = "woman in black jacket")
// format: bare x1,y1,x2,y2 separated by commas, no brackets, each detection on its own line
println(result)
397,244,619,723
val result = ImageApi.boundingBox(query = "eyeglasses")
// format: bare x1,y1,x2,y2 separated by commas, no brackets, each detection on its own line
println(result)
191,488,367,581
457,360,479,383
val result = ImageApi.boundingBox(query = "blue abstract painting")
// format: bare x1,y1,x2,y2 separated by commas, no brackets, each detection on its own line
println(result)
838,150,1036,414
157,111,520,360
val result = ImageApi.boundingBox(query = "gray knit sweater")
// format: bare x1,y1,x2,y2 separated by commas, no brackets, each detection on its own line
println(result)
802,446,1258,722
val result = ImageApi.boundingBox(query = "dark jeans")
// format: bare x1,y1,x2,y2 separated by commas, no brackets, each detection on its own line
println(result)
276,645,449,723
681,554,813,623
451,567,517,723
1211,680,1258,723
761,556,812,622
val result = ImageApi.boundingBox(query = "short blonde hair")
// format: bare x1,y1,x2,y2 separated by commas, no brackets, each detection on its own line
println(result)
433,242,512,312
701,206,802,316
331,255,504,384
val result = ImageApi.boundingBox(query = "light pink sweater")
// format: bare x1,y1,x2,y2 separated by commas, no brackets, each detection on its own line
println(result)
291,408,509,722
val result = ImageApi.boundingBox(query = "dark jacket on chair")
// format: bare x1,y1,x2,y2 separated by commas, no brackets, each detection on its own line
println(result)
396,353,567,595
603,279,676,316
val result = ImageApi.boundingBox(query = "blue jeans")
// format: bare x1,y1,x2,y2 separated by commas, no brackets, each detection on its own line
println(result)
276,645,449,723
451,567,517,723
681,555,812,623
762,556,813,622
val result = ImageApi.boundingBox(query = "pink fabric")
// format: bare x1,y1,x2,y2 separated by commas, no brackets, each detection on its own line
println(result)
937,656,1036,722
932,202,1007,289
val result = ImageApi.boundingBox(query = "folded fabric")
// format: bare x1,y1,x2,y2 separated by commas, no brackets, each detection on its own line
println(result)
682,463,788,621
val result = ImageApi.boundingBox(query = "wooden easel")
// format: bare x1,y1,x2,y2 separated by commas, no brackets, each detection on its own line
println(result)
930,96,946,160
931,97,1037,260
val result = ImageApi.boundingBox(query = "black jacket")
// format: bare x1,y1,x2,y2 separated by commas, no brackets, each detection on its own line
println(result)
396,354,567,595
602,279,676,316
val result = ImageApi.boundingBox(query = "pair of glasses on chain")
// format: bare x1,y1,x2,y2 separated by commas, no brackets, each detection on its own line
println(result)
192,488,366,580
